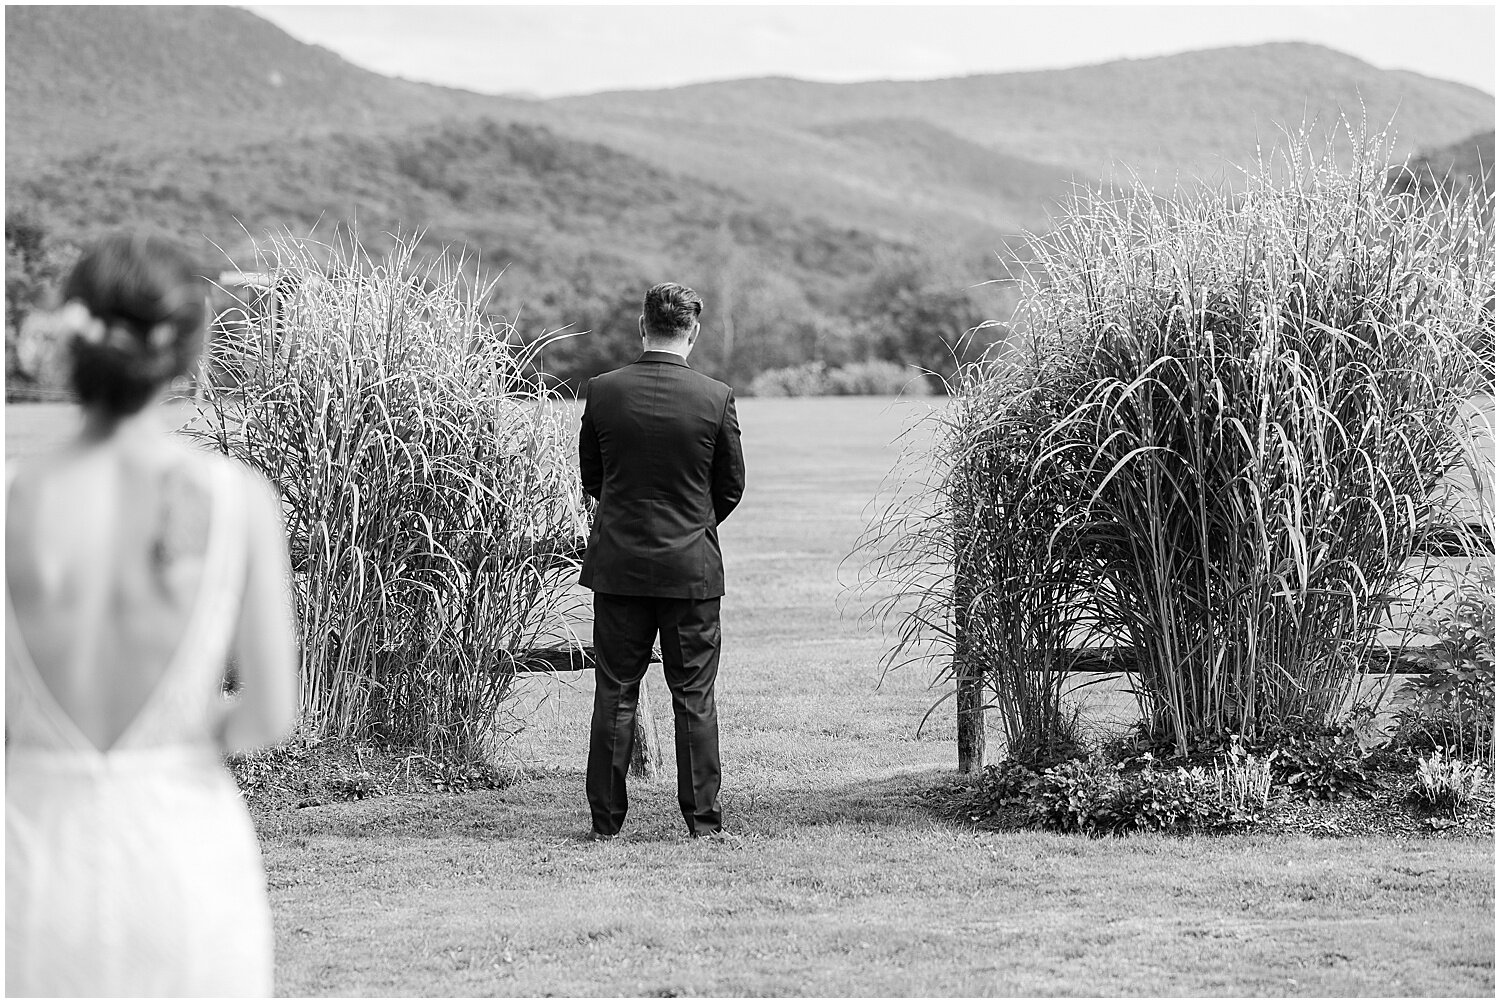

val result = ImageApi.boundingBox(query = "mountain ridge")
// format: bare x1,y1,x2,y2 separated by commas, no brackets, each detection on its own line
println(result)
5,7,1494,388
536,39,1493,249
3,5,511,168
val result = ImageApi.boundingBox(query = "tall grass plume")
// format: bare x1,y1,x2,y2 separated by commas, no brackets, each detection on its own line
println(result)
857,120,1494,760
193,231,586,759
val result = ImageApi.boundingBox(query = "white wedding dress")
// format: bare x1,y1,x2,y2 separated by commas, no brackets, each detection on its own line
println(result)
6,459,275,996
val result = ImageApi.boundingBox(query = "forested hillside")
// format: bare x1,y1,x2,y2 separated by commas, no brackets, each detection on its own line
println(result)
6,7,1493,391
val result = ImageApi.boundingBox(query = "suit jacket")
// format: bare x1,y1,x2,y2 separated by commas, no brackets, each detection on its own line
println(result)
578,350,746,599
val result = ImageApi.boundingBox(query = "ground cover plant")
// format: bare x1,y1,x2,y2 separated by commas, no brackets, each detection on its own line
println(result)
192,232,587,758
1413,749,1489,816
5,397,1492,996
859,121,1496,770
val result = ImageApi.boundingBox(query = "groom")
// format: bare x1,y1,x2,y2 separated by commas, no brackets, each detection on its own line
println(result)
578,282,746,840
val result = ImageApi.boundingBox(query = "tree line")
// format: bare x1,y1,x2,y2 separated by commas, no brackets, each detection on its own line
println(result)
6,207,1017,399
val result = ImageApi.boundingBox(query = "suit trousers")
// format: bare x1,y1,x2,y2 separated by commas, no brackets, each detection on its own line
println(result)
586,592,723,836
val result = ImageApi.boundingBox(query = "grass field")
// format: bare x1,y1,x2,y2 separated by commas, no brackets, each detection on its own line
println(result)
5,398,1494,997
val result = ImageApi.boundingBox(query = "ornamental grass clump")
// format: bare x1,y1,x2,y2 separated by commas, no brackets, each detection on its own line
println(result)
861,120,1494,764
193,232,586,758
1020,124,1493,756
944,358,1095,764
856,342,1092,766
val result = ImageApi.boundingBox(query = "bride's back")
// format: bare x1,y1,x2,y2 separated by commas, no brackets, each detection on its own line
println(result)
6,434,222,752
4,232,296,759
6,231,297,999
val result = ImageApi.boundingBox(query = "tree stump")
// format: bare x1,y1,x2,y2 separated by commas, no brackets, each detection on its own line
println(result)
629,676,664,779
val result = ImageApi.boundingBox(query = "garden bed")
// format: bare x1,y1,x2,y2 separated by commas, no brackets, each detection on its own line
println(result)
920,763,1495,841
231,735,1494,843
229,734,522,818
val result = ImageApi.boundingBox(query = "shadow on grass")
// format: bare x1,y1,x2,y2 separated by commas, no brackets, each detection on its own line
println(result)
723,767,959,836
259,764,963,843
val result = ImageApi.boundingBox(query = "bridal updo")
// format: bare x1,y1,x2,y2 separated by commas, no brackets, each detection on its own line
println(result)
62,233,208,418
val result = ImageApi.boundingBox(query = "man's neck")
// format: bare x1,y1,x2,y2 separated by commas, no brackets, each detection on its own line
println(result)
642,342,690,360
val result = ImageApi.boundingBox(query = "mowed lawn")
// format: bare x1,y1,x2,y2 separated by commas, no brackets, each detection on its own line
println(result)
5,398,1494,997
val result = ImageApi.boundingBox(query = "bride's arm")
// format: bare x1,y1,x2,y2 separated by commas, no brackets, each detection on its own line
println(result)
219,472,299,753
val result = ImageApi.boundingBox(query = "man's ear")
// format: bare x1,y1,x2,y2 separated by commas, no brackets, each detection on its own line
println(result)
688,319,700,345
639,315,648,341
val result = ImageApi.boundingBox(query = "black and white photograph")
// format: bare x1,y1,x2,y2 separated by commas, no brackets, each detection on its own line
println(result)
3,3,1494,996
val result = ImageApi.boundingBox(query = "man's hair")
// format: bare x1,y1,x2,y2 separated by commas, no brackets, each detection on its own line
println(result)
642,282,703,341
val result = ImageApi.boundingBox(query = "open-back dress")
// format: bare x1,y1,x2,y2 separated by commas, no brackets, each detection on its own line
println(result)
6,458,275,996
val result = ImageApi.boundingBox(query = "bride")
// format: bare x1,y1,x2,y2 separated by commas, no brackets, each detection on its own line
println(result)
6,233,299,995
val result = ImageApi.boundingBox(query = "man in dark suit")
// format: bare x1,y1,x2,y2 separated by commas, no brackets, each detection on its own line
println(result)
578,282,746,840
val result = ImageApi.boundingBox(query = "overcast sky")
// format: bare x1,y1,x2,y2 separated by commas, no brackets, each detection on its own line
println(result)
246,4,1497,98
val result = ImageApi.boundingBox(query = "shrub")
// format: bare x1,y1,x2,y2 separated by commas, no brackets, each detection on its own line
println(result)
748,359,933,397
1112,760,1225,834
192,232,586,758
969,747,1279,834
1273,732,1376,801
1030,754,1235,835
430,759,516,793
1034,756,1122,834
5,209,76,399
1393,572,1496,762
826,359,931,396
1413,749,1489,813
964,758,1042,823
329,770,381,801
748,361,828,397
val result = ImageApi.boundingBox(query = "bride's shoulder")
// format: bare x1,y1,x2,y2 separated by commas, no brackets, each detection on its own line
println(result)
164,448,279,513
161,453,285,561
205,454,283,533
